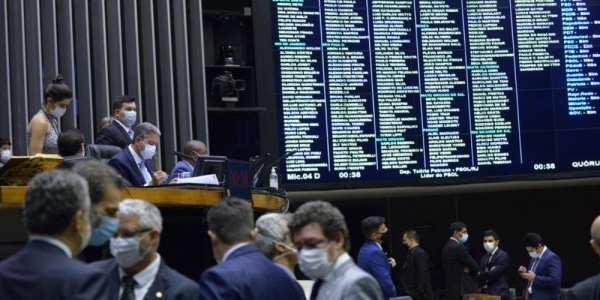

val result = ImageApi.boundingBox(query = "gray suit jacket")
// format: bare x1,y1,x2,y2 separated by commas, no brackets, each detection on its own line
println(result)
314,258,383,300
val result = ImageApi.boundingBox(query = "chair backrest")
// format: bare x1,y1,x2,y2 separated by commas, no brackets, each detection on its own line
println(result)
85,144,123,161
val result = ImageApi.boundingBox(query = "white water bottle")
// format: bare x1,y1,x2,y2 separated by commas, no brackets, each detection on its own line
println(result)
269,167,279,188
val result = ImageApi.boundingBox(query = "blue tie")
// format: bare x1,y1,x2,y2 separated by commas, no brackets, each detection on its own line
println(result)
128,129,134,140
138,162,151,183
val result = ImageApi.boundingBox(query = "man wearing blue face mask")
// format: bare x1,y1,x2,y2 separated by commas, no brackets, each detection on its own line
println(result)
290,201,383,300
97,95,138,149
92,199,199,300
442,221,480,300
108,122,170,187
72,161,122,260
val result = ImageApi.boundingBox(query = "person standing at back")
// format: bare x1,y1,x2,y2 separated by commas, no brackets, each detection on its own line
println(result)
442,221,480,300
0,170,109,299
97,95,137,149
28,75,73,155
479,230,510,300
357,216,397,299
401,230,434,300
199,197,306,300
518,233,562,300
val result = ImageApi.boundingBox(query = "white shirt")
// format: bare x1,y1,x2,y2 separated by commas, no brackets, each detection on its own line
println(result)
128,145,152,186
375,240,382,250
118,254,161,300
29,235,72,258
528,246,548,294
114,119,132,135
450,237,459,243
323,252,352,281
222,242,251,262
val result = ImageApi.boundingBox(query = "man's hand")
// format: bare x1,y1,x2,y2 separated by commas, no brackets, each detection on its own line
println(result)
521,271,535,281
150,171,168,185
388,257,396,268
518,266,527,273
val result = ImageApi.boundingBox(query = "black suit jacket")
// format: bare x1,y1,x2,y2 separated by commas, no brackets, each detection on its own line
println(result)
567,274,600,300
0,240,110,299
108,147,158,187
57,156,98,170
199,244,306,300
401,245,434,300
91,258,199,300
479,248,510,300
442,239,480,300
96,121,132,149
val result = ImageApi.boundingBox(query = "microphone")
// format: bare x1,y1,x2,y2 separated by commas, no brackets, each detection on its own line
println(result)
264,151,297,171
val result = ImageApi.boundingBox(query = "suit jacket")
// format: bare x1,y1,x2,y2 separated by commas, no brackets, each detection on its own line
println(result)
57,155,98,170
357,240,397,298
168,160,194,182
96,121,132,149
567,274,600,300
479,248,510,300
442,239,479,300
526,248,562,300
199,244,305,300
0,240,110,299
401,246,434,300
91,258,199,300
313,256,383,300
108,147,157,187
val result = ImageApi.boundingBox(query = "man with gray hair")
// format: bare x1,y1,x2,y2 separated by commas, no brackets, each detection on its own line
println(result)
92,199,199,300
108,122,170,187
289,200,382,300
256,213,298,278
0,170,110,299
199,197,305,300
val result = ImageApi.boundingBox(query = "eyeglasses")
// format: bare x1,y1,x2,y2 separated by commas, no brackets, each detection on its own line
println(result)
114,228,151,238
297,239,328,251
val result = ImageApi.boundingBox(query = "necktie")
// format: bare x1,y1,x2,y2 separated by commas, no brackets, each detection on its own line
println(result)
120,276,137,300
310,279,324,300
139,162,151,183
128,129,134,140
486,253,492,265
525,258,540,300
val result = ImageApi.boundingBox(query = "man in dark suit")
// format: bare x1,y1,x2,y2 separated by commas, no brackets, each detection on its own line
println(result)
442,221,480,300
199,197,306,300
479,230,510,300
567,215,600,300
401,230,434,300
108,122,169,187
357,216,397,299
97,95,137,149
518,233,562,300
167,139,207,182
0,170,110,299
92,199,199,300
56,128,97,169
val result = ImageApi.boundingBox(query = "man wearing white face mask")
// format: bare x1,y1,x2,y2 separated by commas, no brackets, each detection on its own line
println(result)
518,233,562,300
289,201,382,300
0,137,11,168
199,197,306,300
442,221,480,300
91,199,199,300
478,230,510,300
109,122,170,187
97,95,138,149
0,170,110,299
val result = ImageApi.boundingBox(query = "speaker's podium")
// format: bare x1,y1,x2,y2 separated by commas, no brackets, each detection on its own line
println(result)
464,294,501,300
0,155,63,186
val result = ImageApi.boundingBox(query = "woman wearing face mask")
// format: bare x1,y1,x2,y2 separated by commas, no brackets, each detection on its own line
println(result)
0,137,12,168
27,75,73,155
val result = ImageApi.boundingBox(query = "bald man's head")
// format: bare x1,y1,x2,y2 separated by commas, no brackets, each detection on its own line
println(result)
590,216,600,255
184,140,207,158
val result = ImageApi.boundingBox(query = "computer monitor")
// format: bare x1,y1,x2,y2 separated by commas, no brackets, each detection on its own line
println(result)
192,155,228,184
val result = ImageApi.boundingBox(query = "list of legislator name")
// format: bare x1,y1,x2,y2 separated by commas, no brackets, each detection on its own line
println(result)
272,0,600,181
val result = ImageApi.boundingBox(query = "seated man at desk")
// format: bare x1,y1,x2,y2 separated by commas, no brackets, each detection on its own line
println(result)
168,140,207,182
108,122,169,187
57,128,96,169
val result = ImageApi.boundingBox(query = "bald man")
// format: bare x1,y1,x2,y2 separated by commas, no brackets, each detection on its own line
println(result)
168,140,207,182
566,216,600,299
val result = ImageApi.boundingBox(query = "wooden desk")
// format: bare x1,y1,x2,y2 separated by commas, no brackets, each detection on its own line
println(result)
0,186,286,211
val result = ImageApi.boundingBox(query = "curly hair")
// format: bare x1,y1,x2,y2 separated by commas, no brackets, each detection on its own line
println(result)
289,200,350,251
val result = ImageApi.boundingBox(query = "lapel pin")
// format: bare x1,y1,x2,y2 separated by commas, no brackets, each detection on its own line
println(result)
156,291,163,298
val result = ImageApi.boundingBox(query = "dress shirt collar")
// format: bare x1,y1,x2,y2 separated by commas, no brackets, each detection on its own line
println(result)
222,242,251,262
538,246,548,259
128,145,144,165
119,253,161,288
29,235,73,258
490,246,499,256
450,237,459,243
114,119,132,133
323,252,351,281
374,240,382,250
